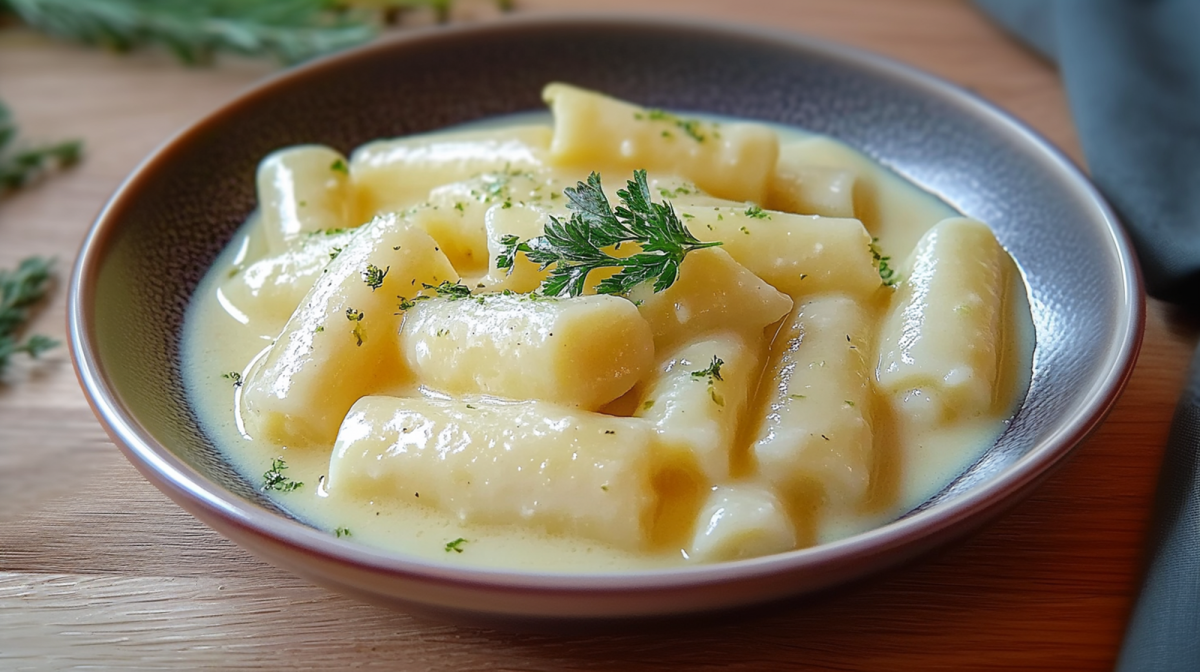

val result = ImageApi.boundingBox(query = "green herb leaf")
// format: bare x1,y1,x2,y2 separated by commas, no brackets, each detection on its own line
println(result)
870,237,899,286
0,256,59,378
744,205,770,220
262,457,302,492
444,537,467,553
335,526,352,538
362,264,389,291
500,170,721,298
1,101,82,192
690,355,724,383
422,279,472,300
691,355,725,406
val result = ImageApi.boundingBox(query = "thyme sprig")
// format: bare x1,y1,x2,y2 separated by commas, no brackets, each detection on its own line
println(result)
1,101,82,192
497,170,721,298
0,256,59,378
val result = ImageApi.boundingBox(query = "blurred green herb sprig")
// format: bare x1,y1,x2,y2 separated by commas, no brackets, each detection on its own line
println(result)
0,103,79,380
0,102,81,191
0,256,58,378
0,0,509,65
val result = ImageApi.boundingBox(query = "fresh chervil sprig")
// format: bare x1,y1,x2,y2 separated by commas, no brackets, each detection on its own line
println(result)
498,170,721,297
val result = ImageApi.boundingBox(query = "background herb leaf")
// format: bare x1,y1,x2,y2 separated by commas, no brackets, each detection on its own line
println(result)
0,0,510,65
0,256,59,378
0,101,82,192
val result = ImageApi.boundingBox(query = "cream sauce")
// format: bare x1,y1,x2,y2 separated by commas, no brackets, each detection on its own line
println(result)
182,113,1034,572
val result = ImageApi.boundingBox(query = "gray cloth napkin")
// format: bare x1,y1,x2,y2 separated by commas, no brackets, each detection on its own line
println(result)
973,1,1200,669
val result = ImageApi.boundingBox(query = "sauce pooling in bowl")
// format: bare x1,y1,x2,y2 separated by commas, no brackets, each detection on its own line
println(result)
182,83,1034,571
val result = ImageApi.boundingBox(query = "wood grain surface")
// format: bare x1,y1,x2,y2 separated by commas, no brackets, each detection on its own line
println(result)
1,0,1193,669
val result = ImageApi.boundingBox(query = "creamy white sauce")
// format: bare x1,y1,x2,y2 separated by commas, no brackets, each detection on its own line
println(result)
182,112,1034,572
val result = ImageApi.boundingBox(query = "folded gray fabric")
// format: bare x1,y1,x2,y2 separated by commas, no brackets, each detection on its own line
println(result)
974,1,1200,670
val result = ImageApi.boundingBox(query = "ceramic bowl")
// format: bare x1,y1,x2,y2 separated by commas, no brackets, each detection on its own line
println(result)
69,15,1142,627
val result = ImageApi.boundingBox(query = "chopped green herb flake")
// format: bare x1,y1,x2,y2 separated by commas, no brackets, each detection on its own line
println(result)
262,457,302,493
744,205,770,220
330,158,348,175
637,108,711,142
222,371,242,387
362,264,389,291
445,537,467,553
423,280,472,300
335,527,352,538
870,237,899,286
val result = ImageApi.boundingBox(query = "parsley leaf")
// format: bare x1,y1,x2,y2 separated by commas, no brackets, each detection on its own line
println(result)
498,170,721,297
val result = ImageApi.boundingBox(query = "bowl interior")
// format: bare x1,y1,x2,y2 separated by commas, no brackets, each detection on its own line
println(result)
82,19,1136,557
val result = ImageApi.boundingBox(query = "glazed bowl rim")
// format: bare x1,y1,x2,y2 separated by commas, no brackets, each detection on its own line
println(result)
68,12,1144,594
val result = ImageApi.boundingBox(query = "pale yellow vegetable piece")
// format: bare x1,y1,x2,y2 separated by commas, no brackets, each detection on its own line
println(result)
219,229,356,340
482,201,554,292
256,145,354,253
402,182,492,277
480,196,628,296
689,485,796,562
681,206,881,299
240,215,458,448
768,163,857,218
752,295,874,507
328,395,659,550
350,126,552,221
629,247,792,351
876,217,1013,418
423,169,576,282
543,83,779,204
775,137,956,258
400,293,654,410
636,333,762,481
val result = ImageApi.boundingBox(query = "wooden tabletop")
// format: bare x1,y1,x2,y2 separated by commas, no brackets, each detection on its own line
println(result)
1,0,1192,668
